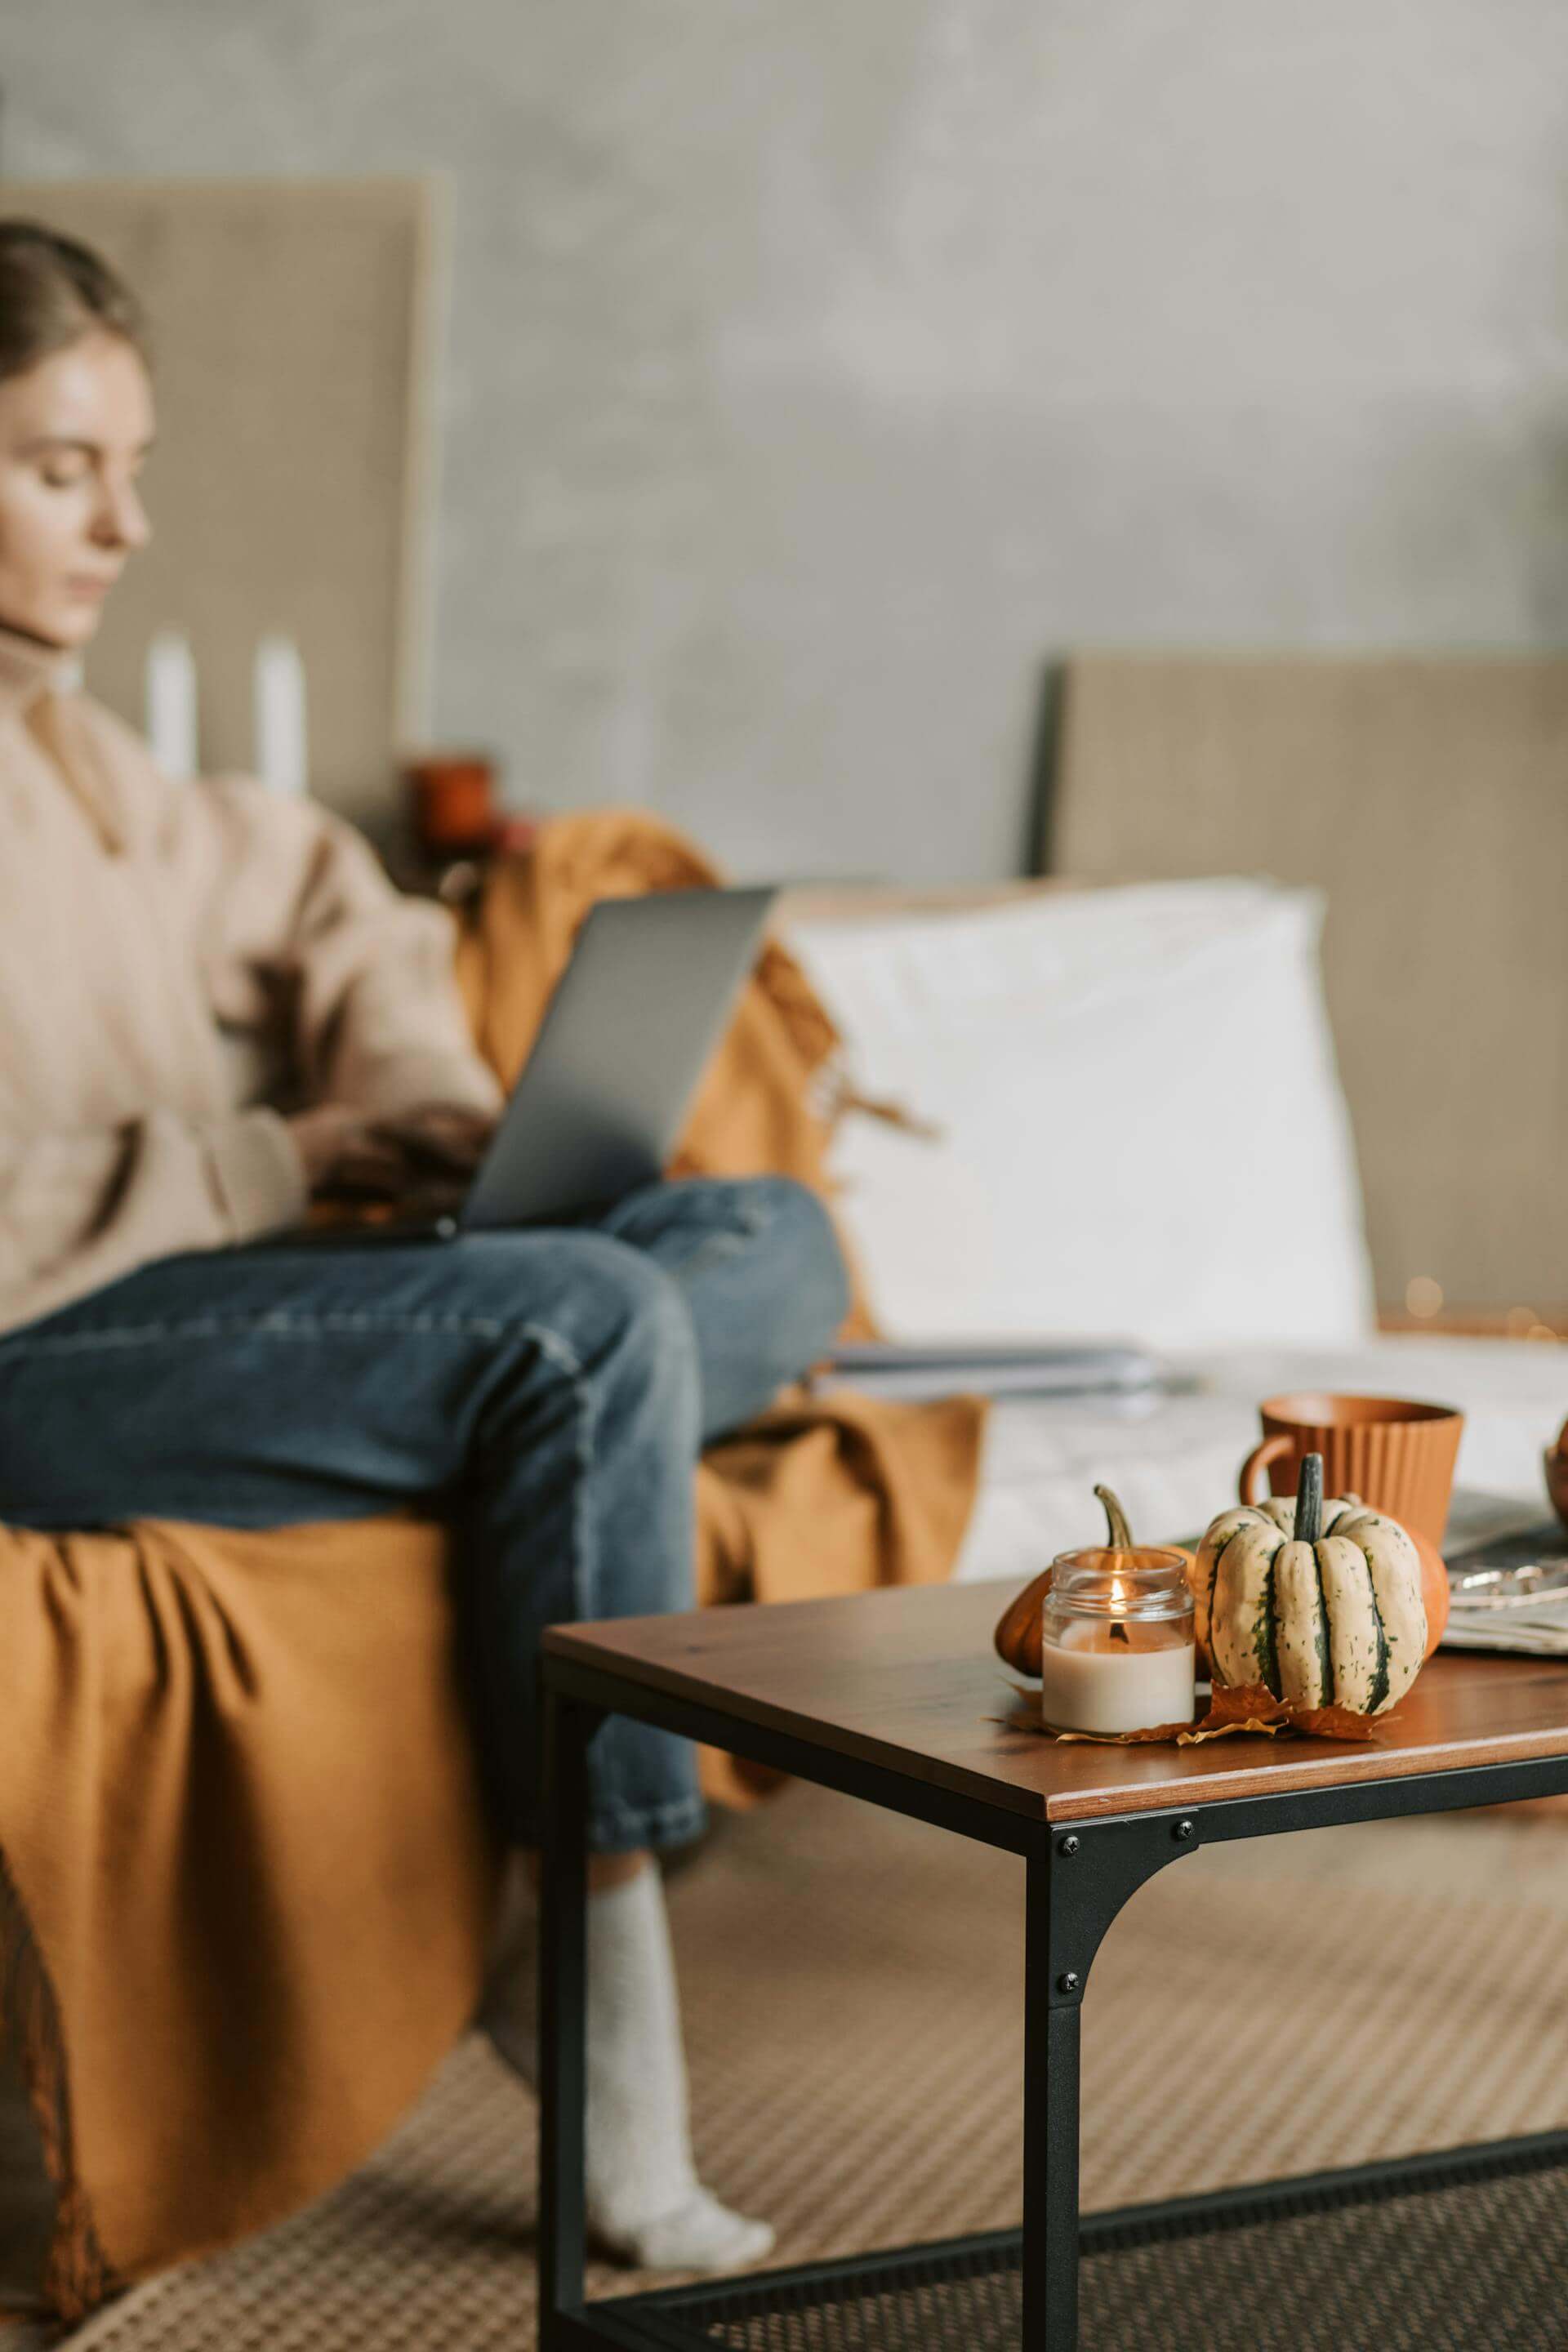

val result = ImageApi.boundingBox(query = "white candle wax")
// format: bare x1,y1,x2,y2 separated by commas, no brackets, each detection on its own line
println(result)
1036,1619,1196,1735
145,630,198,780
254,635,309,796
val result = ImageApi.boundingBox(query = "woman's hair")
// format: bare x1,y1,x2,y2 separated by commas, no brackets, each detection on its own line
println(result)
0,219,149,386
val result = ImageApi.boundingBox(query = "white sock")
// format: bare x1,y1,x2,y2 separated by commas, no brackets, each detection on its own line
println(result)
481,1863,775,2275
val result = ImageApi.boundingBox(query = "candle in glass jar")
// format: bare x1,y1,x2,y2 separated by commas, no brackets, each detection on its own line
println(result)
1036,1548,1196,1735
1037,1615,1196,1735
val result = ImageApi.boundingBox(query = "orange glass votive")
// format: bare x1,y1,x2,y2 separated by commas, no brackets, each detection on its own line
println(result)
406,754,498,853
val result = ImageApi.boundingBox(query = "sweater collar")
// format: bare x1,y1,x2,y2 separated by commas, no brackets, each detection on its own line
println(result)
0,623,70,719
0,622,126,853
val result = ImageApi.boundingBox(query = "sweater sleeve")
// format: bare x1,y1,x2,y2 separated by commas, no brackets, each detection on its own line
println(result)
0,1106,307,1336
199,779,504,1121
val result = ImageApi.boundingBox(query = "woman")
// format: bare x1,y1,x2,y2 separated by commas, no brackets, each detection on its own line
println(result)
0,220,849,2274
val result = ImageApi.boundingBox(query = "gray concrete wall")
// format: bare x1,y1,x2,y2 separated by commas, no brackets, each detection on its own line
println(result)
7,1,1568,880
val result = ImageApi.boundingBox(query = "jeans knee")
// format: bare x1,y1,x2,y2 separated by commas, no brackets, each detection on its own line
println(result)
705,1178,851,1404
756,1177,852,1352
573,1234,703,1430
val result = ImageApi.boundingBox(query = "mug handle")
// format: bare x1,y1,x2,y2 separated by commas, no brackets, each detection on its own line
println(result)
1239,1433,1296,1506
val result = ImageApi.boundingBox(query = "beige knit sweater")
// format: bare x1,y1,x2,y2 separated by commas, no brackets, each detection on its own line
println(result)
0,626,503,1338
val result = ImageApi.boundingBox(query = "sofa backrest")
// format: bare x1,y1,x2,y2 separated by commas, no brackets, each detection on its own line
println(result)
1047,653,1568,1316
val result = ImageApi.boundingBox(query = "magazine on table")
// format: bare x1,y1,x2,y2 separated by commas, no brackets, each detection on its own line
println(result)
1438,1490,1568,1655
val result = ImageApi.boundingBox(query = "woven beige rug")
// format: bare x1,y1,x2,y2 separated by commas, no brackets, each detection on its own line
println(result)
6,1784,1568,2350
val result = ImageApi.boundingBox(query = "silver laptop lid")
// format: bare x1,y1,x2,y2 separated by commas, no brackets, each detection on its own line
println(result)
461,884,778,1232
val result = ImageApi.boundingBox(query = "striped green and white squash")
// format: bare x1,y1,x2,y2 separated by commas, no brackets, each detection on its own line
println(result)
1193,1454,1428,1715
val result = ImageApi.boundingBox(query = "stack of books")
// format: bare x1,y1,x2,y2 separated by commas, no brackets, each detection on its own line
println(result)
812,1340,1164,1404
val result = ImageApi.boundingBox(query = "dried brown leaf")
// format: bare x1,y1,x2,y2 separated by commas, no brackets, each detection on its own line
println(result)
1203,1682,1381,1744
995,1679,1383,1748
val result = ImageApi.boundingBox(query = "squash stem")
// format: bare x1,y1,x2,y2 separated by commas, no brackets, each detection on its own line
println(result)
1094,1484,1135,1550
1294,1453,1325,1546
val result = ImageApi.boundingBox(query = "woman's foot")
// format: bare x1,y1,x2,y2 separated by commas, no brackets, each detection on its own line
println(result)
480,1861,776,2276
590,2183,774,2274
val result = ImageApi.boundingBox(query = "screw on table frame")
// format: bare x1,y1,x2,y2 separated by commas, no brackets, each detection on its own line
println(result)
1043,1813,1202,2006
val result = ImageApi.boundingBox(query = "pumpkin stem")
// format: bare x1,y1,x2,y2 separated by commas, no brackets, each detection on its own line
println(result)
1294,1453,1325,1546
1094,1484,1135,1549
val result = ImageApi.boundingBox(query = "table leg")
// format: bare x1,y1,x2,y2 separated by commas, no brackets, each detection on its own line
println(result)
1022,1847,1080,2351
537,1683,594,2349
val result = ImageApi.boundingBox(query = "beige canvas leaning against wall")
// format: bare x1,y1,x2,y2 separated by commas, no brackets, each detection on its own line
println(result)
1049,652,1568,1317
2,176,439,828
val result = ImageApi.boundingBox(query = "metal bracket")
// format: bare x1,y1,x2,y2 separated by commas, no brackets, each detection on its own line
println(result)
1045,1811,1202,2003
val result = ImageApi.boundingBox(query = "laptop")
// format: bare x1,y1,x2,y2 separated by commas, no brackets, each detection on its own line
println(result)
296,884,778,1244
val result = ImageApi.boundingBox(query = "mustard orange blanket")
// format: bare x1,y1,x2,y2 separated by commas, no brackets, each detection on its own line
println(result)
0,811,986,2317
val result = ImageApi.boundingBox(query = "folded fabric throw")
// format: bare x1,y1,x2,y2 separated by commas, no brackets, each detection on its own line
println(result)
0,808,987,2319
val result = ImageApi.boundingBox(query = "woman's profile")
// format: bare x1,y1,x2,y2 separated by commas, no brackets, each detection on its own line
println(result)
0,218,850,2274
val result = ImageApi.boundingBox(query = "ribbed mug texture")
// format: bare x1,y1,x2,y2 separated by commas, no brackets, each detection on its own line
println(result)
1251,1394,1463,1547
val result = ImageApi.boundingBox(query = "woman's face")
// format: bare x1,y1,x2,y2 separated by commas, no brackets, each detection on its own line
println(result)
0,329,154,651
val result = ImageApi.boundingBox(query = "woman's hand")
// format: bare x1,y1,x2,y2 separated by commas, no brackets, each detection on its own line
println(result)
362,1106,501,1216
367,1105,499,1178
283,1105,412,1200
284,1102,499,1203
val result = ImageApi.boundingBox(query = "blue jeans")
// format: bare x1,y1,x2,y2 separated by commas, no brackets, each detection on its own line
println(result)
0,1177,850,1853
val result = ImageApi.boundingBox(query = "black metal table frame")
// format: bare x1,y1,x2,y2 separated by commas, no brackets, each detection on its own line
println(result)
537,1650,1568,2352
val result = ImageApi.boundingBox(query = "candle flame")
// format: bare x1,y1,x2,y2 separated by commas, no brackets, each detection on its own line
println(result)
1110,1573,1127,1614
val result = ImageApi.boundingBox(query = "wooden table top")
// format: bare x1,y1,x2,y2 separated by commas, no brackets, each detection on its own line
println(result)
544,1582,1568,1824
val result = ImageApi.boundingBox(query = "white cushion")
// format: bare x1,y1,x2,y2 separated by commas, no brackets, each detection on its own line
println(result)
952,1332,1567,1584
785,880,1374,1350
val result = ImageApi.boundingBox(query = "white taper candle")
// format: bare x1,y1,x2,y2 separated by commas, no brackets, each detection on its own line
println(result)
145,631,198,780
254,635,309,796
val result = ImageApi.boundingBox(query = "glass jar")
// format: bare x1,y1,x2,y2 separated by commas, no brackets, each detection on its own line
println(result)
1037,1545,1196,1735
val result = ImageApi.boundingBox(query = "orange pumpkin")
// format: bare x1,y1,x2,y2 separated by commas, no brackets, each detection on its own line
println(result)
992,1486,1198,1677
1411,1529,1450,1655
993,1562,1054,1678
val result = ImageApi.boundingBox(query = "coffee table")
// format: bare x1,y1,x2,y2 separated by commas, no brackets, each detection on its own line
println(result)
537,1582,1568,2351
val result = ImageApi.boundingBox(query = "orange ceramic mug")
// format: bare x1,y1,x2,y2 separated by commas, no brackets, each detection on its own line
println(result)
1238,1392,1463,1549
